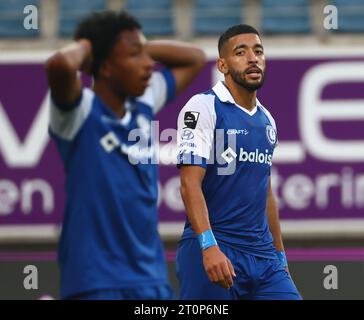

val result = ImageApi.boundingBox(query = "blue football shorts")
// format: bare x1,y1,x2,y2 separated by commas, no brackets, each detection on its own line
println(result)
176,238,301,300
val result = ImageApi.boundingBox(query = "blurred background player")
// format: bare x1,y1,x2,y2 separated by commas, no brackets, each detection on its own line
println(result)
45,10,206,300
176,24,301,300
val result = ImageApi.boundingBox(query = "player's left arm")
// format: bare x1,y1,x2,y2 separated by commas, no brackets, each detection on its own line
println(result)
145,40,207,94
266,176,289,271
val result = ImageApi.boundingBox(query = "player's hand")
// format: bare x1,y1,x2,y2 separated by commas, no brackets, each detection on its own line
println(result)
202,245,236,289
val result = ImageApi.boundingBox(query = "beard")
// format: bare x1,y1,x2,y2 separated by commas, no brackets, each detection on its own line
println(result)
230,67,265,92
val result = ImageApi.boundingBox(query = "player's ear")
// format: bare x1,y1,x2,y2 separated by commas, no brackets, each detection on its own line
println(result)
217,58,228,75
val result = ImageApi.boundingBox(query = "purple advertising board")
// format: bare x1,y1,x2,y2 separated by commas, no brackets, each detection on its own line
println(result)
0,51,363,235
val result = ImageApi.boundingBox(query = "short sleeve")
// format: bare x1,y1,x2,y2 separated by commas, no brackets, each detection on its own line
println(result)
258,101,279,147
177,94,216,168
49,88,94,141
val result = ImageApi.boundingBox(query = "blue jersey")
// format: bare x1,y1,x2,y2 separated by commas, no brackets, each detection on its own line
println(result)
177,81,277,259
49,69,175,299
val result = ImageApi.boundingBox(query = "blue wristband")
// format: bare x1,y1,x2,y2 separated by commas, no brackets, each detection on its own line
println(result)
277,251,288,267
197,230,217,250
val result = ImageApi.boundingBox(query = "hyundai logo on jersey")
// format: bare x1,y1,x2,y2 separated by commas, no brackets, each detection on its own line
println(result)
181,129,195,140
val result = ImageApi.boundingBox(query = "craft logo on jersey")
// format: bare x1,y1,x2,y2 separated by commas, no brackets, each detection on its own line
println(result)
227,128,249,135
184,111,199,129
266,125,277,145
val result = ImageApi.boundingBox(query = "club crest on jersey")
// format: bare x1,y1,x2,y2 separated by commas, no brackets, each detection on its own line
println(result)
266,125,277,146
184,111,199,129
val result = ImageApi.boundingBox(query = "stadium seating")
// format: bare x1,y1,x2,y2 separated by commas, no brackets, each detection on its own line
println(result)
58,0,107,37
0,0,39,37
124,0,174,36
331,0,364,32
1,0,364,40
261,0,311,34
193,0,243,35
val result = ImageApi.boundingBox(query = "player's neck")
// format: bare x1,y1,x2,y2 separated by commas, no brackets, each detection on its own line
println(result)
224,80,257,111
93,81,127,118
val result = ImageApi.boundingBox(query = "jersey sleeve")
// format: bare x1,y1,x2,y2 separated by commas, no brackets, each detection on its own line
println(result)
49,88,94,141
257,101,278,177
177,94,216,168
258,101,279,146
136,69,176,114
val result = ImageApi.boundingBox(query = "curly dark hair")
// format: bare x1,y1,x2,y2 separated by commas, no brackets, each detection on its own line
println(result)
74,10,141,78
218,24,260,57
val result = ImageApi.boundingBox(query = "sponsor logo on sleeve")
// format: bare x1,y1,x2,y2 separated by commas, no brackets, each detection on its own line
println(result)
184,111,200,129
181,129,195,140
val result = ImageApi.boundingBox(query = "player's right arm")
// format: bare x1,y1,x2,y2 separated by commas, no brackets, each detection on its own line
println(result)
45,39,92,106
179,166,236,289
177,94,236,289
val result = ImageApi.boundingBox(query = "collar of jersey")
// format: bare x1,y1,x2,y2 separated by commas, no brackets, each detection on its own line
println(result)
212,81,261,116
95,93,132,126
